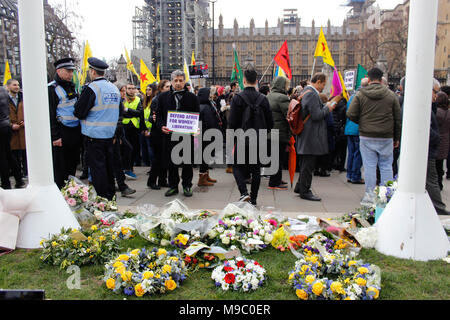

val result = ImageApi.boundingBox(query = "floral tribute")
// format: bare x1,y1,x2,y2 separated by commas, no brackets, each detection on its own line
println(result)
183,252,220,270
288,252,381,300
374,180,398,207
103,248,188,297
85,196,118,216
40,226,122,269
61,178,94,209
211,257,267,292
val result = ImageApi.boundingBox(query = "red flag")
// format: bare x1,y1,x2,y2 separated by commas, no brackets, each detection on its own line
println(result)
273,40,292,80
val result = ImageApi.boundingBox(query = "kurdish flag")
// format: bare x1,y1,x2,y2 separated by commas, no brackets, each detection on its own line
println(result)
3,60,11,86
156,63,160,83
314,27,335,68
125,47,139,77
231,44,244,90
140,59,157,94
80,41,93,86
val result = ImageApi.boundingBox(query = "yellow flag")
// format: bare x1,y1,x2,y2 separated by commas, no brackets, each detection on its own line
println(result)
125,47,139,77
156,63,160,83
191,51,196,66
314,27,335,68
3,60,11,86
183,59,190,85
140,59,157,94
338,70,349,101
80,41,93,86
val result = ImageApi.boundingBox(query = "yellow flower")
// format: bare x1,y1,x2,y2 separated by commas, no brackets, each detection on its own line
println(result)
112,235,116,240
121,227,129,235
330,282,346,295
310,256,319,264
355,277,367,286
305,275,315,284
86,248,91,253
79,244,83,248
296,289,308,300
106,278,115,290
165,279,177,291
341,269,346,274
72,240,78,246
115,265,126,275
142,271,154,279
39,240,44,246
71,229,78,233
148,262,156,269
113,261,123,268
366,287,380,299
348,260,357,267
155,273,161,279
300,265,309,274
91,225,98,231
135,283,145,297
117,254,130,262
198,263,205,268
162,265,172,274
289,273,295,280
89,255,94,259
358,267,369,275
51,241,58,247
131,249,140,256
344,278,351,284
312,282,324,296
157,248,167,257
169,257,179,262
87,236,92,242
344,296,352,300
121,271,133,282
99,236,105,242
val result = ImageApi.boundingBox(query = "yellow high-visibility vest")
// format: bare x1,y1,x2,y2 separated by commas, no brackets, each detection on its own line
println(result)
143,107,152,130
122,97,141,129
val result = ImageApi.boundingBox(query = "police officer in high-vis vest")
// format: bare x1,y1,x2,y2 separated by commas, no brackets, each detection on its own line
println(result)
48,58,82,189
74,57,120,200
122,83,143,179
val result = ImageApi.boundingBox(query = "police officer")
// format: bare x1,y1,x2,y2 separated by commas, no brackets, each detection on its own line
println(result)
74,58,120,200
48,58,82,189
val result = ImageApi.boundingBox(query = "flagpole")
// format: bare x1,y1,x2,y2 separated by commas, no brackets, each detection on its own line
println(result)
260,59,274,83
310,57,316,80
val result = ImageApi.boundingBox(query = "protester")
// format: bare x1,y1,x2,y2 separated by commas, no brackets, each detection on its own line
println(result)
267,76,290,190
314,93,334,177
141,83,157,168
7,79,27,178
74,57,120,200
435,91,450,190
331,97,348,172
347,67,402,206
0,86,24,189
345,78,368,185
197,87,222,187
48,58,82,189
156,70,200,197
294,72,340,201
122,83,143,179
228,65,274,206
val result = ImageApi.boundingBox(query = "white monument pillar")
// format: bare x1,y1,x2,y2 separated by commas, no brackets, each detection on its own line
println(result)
13,0,80,248
375,0,449,261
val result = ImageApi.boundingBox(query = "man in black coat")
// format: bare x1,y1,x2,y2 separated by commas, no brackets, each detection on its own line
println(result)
228,66,274,206
156,70,200,197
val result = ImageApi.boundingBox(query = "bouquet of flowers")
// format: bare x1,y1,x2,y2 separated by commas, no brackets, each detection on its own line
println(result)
211,257,267,292
103,248,188,297
85,196,118,215
183,251,220,270
61,178,94,210
40,226,122,269
374,180,398,207
288,251,381,300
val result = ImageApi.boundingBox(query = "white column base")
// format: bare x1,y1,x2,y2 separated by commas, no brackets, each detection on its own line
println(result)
375,191,449,261
16,184,80,249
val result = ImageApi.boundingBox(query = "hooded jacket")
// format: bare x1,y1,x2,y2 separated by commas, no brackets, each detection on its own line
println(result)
198,87,221,131
346,83,402,141
267,76,291,144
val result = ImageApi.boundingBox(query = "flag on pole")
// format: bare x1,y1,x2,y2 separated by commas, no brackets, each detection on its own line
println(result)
125,47,139,78
183,58,191,87
72,70,81,94
330,68,343,98
80,41,93,86
314,27,335,68
3,60,11,86
156,63,160,83
338,70,350,101
191,51,196,66
231,44,244,90
273,64,287,79
273,40,292,80
140,59,157,94
355,64,368,90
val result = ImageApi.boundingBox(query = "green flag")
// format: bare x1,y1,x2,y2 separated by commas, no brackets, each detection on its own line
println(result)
355,64,368,90
230,46,244,90
72,71,81,94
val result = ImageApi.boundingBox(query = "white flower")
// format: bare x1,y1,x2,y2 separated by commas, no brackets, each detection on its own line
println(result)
259,229,265,236
160,239,171,247
222,237,230,245
264,233,273,243
221,283,229,291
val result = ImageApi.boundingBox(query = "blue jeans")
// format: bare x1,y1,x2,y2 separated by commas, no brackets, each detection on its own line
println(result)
359,136,394,194
140,133,155,167
346,136,362,182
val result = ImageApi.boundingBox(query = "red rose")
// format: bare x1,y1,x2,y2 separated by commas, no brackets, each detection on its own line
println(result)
237,260,246,268
254,261,261,267
193,258,198,264
184,256,191,263
224,273,235,284
223,266,234,272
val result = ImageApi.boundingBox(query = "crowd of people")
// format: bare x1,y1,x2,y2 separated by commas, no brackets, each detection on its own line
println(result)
0,57,449,215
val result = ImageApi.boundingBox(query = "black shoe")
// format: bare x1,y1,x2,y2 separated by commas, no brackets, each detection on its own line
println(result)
294,184,300,194
158,181,169,188
15,180,25,189
121,187,136,197
148,184,161,190
239,194,251,202
250,199,257,206
314,170,321,176
165,188,179,197
300,193,321,201
351,180,365,185
437,209,450,215
319,170,330,177
183,187,193,197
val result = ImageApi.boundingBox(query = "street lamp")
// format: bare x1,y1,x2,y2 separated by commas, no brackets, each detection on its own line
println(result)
208,0,217,85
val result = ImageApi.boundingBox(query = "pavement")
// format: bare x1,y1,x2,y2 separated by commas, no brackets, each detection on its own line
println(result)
111,165,450,221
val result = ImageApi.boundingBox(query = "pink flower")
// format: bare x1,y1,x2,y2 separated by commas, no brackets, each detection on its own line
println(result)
68,187,77,195
82,195,88,202
269,219,278,227
253,230,259,235
67,198,76,207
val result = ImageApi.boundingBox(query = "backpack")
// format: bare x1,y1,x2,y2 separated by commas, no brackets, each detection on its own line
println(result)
286,89,313,135
237,92,267,131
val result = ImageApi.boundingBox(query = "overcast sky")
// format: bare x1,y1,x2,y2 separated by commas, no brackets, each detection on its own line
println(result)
49,0,404,62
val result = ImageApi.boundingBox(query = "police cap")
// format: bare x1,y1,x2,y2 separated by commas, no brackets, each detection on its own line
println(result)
54,58,76,70
88,57,109,72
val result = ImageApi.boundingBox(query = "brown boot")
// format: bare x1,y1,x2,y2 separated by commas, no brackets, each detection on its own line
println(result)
206,170,217,183
226,166,233,174
198,173,214,187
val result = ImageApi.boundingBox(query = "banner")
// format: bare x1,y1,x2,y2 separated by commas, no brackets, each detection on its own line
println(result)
140,59,157,94
314,27,335,68
125,47,139,77
167,111,200,134
344,70,356,91
3,60,11,86
273,40,292,80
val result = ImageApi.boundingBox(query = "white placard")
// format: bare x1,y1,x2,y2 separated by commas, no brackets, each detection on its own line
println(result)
344,70,356,91
167,111,200,134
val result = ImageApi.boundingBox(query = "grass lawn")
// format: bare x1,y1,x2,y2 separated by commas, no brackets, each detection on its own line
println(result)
0,236,448,300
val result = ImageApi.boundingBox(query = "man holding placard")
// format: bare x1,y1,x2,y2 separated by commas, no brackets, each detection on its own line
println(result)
156,70,200,197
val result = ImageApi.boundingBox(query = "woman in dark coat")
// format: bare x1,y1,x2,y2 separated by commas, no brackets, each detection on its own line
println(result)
435,91,450,190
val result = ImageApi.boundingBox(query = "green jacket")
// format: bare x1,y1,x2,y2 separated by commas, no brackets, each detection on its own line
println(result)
346,83,402,141
267,76,291,144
